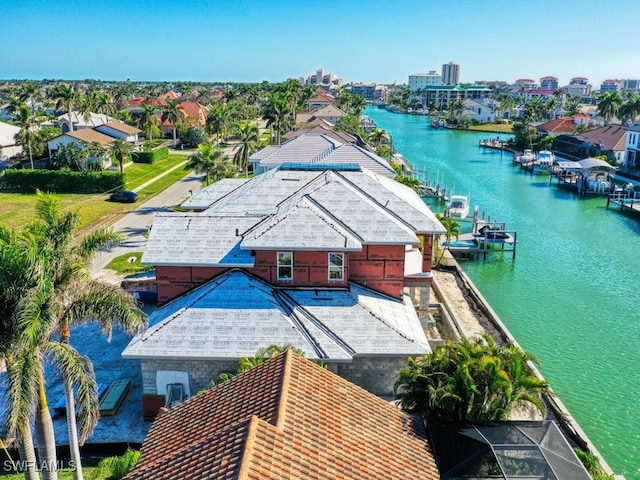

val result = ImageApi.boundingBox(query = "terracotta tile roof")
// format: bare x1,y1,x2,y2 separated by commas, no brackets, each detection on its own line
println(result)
579,124,628,151
536,117,576,133
124,351,439,480
159,91,180,100
179,101,208,119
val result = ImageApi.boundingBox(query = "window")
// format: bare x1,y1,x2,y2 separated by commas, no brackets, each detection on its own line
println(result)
328,253,344,281
277,252,293,280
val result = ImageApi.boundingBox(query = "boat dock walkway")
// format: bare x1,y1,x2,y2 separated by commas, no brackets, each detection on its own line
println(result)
442,210,518,260
606,190,640,214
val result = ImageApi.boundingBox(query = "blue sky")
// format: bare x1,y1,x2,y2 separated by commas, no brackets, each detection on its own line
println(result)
3,0,639,88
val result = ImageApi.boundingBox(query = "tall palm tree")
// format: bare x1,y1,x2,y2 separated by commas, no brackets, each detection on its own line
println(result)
598,91,622,124
52,84,78,132
13,193,146,480
108,139,134,173
619,95,640,124
434,213,460,267
14,103,40,169
261,94,290,145
205,103,231,145
232,123,259,178
185,142,232,185
77,94,95,127
139,104,158,141
19,82,43,115
161,99,184,147
93,92,116,116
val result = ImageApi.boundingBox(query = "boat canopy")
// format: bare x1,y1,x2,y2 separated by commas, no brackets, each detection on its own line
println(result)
556,158,616,172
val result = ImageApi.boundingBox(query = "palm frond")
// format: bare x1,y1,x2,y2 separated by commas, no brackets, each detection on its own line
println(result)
79,228,124,260
45,341,99,443
61,280,147,339
4,348,42,441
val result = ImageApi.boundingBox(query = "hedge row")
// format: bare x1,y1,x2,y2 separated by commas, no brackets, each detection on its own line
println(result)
132,146,169,164
0,169,125,193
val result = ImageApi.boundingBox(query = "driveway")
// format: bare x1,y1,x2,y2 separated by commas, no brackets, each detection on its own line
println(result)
90,170,204,280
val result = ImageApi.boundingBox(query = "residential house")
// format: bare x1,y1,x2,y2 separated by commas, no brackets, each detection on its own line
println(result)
535,117,580,137
95,121,142,146
57,111,113,133
123,164,445,402
47,129,116,168
306,90,337,111
159,101,208,137
462,99,494,123
283,124,358,145
296,104,346,126
47,121,141,168
122,351,440,480
623,124,640,169
249,134,395,177
552,124,628,164
0,121,22,160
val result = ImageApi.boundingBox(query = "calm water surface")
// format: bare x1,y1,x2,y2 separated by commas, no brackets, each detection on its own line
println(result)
365,107,640,479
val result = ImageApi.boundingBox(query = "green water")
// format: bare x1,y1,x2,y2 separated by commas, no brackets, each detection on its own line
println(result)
366,107,640,478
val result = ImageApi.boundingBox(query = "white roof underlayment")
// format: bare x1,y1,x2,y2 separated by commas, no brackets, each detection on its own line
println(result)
122,270,430,361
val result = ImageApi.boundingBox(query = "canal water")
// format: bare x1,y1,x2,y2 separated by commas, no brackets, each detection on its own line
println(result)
365,107,639,478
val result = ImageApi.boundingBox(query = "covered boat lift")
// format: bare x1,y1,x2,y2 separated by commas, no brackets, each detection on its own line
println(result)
551,157,617,196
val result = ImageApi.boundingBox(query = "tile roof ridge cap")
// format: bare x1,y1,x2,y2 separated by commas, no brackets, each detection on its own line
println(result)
237,415,261,480
275,350,294,430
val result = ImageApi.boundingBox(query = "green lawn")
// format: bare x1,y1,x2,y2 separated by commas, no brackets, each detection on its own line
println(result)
0,155,193,232
105,251,152,275
467,123,514,133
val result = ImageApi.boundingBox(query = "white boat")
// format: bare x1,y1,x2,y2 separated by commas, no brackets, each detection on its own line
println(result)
535,150,555,168
517,149,536,163
447,194,470,219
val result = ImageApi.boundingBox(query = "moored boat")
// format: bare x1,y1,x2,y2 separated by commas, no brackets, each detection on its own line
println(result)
447,194,470,219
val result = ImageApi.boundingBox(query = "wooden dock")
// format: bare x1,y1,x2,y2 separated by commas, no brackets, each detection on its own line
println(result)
606,190,640,214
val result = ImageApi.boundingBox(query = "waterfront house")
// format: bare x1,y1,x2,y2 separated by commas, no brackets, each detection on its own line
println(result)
552,124,628,164
249,134,395,177
283,123,359,144
536,117,581,137
122,351,440,480
623,124,640,170
462,99,495,123
296,104,346,126
122,163,445,410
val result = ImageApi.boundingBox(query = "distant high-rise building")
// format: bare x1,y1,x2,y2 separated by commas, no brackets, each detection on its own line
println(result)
600,79,621,93
622,79,640,92
441,62,460,85
408,70,442,91
539,76,559,91
514,79,537,90
570,77,589,86
305,68,343,90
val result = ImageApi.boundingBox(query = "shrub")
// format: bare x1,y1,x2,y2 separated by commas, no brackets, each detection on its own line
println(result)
131,146,169,164
0,168,124,193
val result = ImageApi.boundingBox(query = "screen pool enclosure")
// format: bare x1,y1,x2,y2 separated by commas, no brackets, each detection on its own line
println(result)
428,421,591,480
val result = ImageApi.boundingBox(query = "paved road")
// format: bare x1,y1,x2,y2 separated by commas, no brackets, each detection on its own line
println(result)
90,170,204,279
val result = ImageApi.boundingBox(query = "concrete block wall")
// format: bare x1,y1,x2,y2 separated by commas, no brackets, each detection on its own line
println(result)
335,356,410,396
141,358,239,396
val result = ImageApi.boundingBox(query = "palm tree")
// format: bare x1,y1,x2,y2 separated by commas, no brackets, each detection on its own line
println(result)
19,82,43,115
22,193,146,480
205,103,231,145
232,123,260,177
93,92,116,116
139,104,158,141
52,84,78,132
261,94,290,145
598,91,622,124
14,103,40,169
108,139,134,173
161,99,184,147
394,334,548,424
619,95,640,124
369,128,388,147
350,94,367,117
185,142,233,185
434,213,460,267
77,94,95,127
